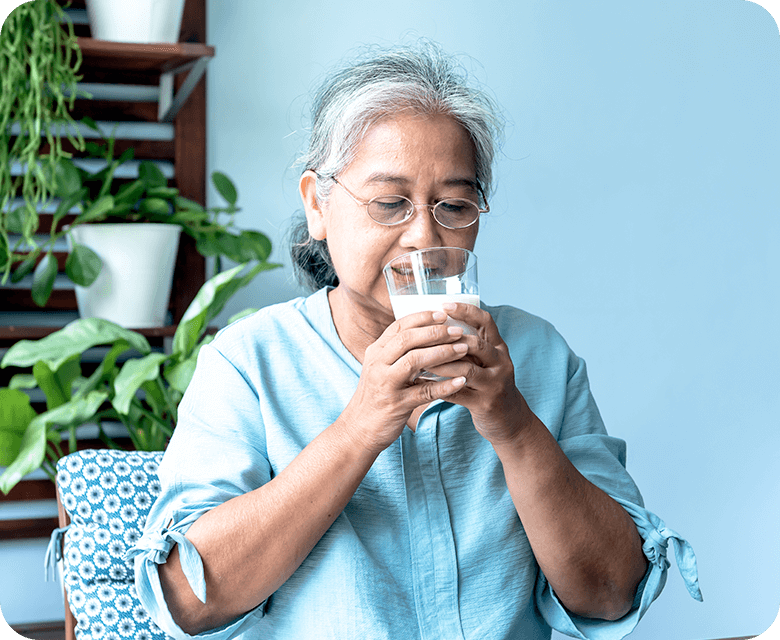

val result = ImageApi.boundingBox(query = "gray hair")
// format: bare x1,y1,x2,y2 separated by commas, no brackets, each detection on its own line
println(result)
290,40,505,291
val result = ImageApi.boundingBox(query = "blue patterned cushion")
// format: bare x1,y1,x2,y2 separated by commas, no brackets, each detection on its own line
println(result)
55,449,171,640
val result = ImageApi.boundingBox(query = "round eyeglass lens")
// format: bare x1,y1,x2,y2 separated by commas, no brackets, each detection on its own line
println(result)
433,199,480,228
367,197,415,224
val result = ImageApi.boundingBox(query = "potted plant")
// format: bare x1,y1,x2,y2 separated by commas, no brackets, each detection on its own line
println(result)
8,118,274,327
84,0,186,44
0,260,276,494
0,0,86,284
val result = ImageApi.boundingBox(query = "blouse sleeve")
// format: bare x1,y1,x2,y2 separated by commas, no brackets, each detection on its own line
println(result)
128,343,273,640
533,355,702,640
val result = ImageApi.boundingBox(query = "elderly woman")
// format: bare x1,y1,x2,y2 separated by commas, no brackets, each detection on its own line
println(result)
132,42,701,640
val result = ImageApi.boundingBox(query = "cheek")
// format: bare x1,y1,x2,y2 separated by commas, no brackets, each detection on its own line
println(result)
442,228,478,252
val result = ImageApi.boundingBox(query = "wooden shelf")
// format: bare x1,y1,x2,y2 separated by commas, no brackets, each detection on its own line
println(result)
76,37,215,122
0,325,179,341
77,38,214,74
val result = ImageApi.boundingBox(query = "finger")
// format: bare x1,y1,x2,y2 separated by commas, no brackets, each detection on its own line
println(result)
391,309,449,332
454,331,502,368
410,374,468,402
392,341,469,382
380,322,465,363
441,303,502,342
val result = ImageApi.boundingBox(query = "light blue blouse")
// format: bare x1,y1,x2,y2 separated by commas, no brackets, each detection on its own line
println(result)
130,287,701,640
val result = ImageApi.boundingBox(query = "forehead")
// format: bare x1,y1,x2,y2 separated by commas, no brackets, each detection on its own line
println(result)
344,113,477,186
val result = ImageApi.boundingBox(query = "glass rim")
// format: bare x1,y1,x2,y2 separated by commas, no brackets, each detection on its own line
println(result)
382,246,477,274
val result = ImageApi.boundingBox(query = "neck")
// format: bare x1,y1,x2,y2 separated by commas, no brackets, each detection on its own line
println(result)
327,287,394,363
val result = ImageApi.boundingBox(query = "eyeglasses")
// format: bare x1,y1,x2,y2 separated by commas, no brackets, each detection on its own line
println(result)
316,172,489,230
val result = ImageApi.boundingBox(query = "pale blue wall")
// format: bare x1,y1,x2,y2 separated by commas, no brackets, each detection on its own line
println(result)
206,1,780,639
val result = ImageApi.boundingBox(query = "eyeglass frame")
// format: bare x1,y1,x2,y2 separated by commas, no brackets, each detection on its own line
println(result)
313,171,489,230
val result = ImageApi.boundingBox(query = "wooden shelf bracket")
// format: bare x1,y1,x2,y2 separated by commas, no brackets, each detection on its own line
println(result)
158,54,211,122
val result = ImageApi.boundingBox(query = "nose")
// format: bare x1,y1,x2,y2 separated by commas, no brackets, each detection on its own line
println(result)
399,204,444,250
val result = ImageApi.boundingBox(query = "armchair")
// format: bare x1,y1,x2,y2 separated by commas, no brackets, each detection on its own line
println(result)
48,449,169,640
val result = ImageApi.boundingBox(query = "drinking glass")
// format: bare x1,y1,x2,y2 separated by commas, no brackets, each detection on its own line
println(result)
383,247,479,380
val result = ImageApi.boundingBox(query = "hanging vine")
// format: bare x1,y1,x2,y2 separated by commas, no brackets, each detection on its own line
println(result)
0,0,85,282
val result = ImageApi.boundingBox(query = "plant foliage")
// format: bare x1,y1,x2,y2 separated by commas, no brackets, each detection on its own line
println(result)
0,262,278,493
0,0,85,279
4,118,277,305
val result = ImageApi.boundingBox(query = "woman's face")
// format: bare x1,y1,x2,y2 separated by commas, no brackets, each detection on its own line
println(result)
302,113,481,314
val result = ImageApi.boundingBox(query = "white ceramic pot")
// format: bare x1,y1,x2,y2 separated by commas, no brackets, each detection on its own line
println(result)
85,0,186,43
68,223,181,328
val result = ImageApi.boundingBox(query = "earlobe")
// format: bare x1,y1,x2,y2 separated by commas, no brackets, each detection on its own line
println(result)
299,170,327,241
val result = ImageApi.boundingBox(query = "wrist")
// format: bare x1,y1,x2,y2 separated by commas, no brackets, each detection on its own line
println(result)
331,406,393,460
473,388,537,447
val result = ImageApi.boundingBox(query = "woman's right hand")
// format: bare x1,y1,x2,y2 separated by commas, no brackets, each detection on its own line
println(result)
339,310,468,454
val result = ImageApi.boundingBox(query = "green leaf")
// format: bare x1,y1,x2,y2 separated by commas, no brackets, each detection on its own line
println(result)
140,379,165,415
6,206,26,234
53,187,89,228
33,354,81,411
173,262,273,357
81,117,100,132
195,233,223,257
113,179,146,206
169,210,209,225
0,235,7,271
77,194,114,223
146,186,179,199
84,141,105,157
65,243,103,286
138,198,170,215
112,353,168,415
117,147,135,165
211,171,238,206
53,158,83,198
138,161,167,188
31,253,58,307
237,231,273,262
174,196,205,212
164,335,213,393
0,391,108,494
0,389,36,467
8,374,37,390
106,203,134,218
77,340,133,397
214,232,243,261
2,318,151,371
11,254,38,283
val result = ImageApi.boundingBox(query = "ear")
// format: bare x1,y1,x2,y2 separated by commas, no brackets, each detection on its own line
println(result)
299,170,327,241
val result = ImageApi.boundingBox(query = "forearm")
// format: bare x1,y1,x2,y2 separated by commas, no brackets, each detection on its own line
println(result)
493,410,647,621
158,417,379,635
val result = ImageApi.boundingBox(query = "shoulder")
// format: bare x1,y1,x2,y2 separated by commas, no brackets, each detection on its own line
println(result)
208,288,330,365
483,302,580,374
483,303,568,349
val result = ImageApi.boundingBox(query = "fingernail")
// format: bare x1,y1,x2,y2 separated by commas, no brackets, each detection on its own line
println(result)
452,376,466,387
441,303,457,311
447,325,464,336
453,343,468,353
432,311,447,322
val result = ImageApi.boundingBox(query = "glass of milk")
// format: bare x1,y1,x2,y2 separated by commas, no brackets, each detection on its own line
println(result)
383,247,479,380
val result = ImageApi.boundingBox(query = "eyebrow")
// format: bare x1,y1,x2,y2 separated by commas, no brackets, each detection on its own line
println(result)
363,172,479,192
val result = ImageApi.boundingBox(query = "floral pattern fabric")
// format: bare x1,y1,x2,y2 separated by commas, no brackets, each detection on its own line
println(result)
54,449,171,640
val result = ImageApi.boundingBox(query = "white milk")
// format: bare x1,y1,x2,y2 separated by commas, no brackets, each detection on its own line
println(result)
389,292,480,319
389,293,480,340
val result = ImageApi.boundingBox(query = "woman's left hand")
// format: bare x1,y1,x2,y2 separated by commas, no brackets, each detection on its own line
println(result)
427,303,534,445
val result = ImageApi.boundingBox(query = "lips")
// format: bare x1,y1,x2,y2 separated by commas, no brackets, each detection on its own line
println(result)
391,262,441,276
